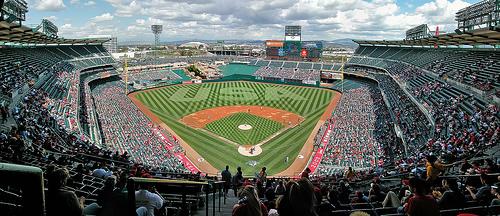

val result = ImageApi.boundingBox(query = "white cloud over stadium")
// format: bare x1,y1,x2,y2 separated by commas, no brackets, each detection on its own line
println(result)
31,0,474,41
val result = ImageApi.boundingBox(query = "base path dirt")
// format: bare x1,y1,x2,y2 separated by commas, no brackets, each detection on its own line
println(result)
180,105,304,129
273,91,342,177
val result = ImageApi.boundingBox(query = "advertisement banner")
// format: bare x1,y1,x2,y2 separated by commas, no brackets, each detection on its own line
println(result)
266,40,284,47
307,118,335,174
278,48,285,57
301,49,308,58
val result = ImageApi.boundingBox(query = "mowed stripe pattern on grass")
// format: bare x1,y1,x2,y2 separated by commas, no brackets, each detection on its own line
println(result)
135,81,334,175
135,82,331,118
205,112,283,145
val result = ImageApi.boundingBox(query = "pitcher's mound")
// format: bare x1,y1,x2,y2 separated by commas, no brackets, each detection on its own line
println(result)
238,124,253,130
238,145,262,156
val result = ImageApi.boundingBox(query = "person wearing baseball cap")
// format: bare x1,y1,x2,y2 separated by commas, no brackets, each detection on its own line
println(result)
490,183,500,206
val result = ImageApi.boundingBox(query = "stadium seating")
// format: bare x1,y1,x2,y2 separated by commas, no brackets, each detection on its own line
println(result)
91,81,187,172
254,66,320,82
353,46,500,92
318,79,402,176
125,68,181,82
0,45,111,99
125,55,256,67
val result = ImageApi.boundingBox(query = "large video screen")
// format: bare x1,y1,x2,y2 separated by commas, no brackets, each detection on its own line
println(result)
284,41,301,57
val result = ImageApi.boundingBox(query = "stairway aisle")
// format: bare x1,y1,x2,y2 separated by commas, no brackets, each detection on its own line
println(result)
194,189,239,216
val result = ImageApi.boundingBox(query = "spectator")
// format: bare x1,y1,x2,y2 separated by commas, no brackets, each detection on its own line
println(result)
98,173,129,216
382,191,401,208
257,167,267,183
368,183,386,203
317,186,336,216
232,185,268,216
403,178,439,216
92,163,113,179
351,191,368,204
278,178,318,216
135,185,166,216
490,183,500,206
1,105,7,123
274,180,286,196
466,173,493,205
345,167,355,182
301,167,311,179
337,181,352,204
222,165,232,197
437,178,465,210
46,167,84,216
425,155,447,184
460,159,473,174
233,167,243,197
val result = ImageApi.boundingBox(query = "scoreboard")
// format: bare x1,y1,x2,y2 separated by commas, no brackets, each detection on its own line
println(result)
265,25,322,61
285,25,301,41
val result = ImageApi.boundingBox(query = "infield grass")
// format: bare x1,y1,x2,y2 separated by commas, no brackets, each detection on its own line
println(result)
205,112,283,145
134,81,334,175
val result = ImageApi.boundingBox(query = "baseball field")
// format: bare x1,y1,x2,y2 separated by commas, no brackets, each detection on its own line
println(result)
131,81,337,176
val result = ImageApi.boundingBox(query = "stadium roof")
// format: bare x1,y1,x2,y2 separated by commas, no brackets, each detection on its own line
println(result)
355,28,500,47
0,21,109,45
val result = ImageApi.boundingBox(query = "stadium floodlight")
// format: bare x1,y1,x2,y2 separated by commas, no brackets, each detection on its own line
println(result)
151,24,163,48
151,24,163,64
455,0,499,32
1,0,28,23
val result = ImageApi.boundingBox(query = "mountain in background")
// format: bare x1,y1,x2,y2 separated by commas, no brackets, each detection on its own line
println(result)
326,39,358,49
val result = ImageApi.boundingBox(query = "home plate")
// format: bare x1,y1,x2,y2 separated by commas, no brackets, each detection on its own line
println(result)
238,145,262,156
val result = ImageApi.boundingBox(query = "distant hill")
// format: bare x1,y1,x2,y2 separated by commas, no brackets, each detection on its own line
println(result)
325,39,358,49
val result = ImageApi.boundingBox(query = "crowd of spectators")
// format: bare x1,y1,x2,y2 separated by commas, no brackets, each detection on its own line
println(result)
373,74,432,152
342,61,499,183
91,81,187,172
410,79,499,163
224,161,500,216
426,53,499,91
318,82,398,176
254,66,320,82
125,69,181,82
0,62,36,98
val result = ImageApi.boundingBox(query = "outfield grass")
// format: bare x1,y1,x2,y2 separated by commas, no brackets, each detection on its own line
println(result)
135,81,334,175
205,112,283,145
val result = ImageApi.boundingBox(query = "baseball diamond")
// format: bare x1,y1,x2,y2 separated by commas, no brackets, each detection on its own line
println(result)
205,112,284,145
131,81,336,175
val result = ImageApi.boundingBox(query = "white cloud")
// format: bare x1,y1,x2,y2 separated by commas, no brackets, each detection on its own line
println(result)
34,0,66,11
55,0,472,41
70,0,80,4
84,1,97,6
415,0,470,31
44,16,58,22
92,13,114,22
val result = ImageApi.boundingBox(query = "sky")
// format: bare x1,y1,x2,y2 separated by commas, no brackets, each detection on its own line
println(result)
25,0,480,42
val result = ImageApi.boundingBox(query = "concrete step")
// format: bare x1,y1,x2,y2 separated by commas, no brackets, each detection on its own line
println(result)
193,189,239,216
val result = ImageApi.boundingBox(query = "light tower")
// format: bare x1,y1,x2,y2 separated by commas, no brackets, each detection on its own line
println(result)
151,25,163,64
